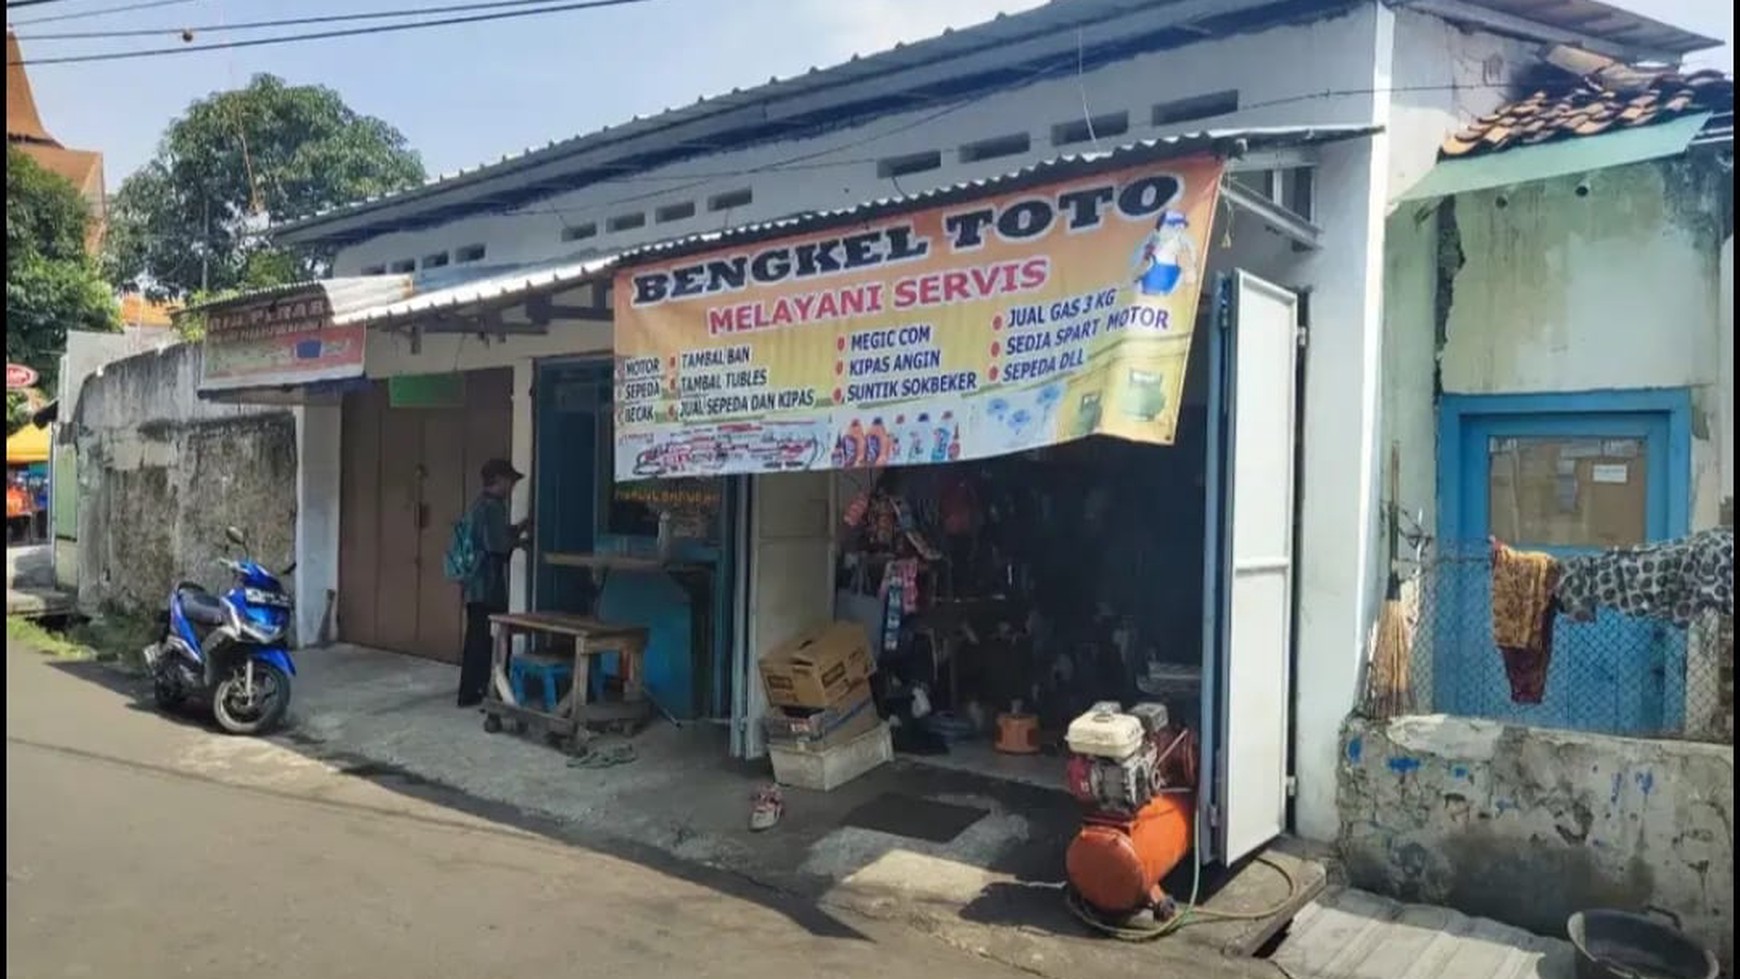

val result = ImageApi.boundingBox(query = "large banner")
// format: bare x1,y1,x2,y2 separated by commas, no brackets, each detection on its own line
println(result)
613,156,1224,480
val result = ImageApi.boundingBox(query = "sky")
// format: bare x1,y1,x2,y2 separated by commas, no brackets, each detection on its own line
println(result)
8,0,1733,194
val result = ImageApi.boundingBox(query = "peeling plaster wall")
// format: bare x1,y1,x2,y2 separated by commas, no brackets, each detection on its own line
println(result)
1339,715,1734,971
1436,158,1730,530
71,343,298,626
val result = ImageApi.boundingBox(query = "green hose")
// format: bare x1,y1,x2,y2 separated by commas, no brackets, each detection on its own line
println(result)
1064,810,1301,942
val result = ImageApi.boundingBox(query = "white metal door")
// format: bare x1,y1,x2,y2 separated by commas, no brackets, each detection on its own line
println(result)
1216,270,1301,864
733,470,835,759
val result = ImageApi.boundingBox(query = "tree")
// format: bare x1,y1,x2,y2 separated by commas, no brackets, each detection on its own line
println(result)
6,147,119,397
105,74,426,302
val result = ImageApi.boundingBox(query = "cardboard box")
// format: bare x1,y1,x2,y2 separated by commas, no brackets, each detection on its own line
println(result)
763,683,880,753
759,621,875,709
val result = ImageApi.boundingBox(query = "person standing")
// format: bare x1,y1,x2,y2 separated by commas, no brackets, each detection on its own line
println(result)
455,458,530,707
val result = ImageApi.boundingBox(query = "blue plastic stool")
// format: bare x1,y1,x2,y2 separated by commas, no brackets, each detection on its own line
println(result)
509,653,574,712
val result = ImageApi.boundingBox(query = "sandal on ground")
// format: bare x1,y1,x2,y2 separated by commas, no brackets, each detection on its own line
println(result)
568,741,636,769
750,785,784,832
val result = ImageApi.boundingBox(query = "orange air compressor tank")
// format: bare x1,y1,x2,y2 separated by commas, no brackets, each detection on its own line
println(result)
1065,792,1193,916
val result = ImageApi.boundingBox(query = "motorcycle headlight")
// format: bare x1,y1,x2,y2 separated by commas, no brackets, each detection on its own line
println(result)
229,604,285,643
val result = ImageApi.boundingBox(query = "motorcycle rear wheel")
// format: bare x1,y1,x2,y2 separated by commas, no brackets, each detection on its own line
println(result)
212,661,291,735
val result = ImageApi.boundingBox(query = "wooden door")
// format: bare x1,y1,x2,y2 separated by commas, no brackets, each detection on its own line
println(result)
374,400,425,655
412,409,466,662
337,370,515,664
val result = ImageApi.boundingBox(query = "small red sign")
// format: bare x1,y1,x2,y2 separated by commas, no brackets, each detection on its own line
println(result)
5,364,39,390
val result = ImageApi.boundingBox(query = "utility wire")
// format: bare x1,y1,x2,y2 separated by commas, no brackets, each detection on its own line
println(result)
7,0,198,25
15,0,598,40
8,0,654,65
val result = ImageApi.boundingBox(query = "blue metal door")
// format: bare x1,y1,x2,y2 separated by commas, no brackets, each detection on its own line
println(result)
1440,401,1687,734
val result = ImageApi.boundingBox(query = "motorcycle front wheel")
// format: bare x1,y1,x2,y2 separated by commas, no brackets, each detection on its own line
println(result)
211,660,291,735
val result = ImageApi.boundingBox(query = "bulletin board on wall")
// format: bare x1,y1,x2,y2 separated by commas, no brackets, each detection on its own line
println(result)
1486,436,1648,549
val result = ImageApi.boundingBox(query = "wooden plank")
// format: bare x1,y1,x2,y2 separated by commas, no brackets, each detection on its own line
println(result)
488,611,648,641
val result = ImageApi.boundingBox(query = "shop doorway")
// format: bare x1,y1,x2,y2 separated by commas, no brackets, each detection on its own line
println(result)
337,369,513,661
736,270,1302,866
529,358,741,721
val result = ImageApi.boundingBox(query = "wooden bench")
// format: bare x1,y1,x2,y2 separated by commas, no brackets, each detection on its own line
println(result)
482,611,651,751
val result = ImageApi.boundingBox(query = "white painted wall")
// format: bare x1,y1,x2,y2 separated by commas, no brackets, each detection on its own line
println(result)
329,9,1387,277
293,404,342,646
1287,2,1395,844
1385,8,1534,202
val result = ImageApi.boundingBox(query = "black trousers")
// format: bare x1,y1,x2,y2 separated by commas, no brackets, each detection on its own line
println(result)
458,602,503,706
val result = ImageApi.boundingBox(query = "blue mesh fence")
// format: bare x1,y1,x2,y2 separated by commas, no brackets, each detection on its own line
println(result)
1383,539,1731,743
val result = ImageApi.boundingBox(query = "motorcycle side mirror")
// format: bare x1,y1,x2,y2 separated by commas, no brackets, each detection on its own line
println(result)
225,526,247,547
281,562,297,576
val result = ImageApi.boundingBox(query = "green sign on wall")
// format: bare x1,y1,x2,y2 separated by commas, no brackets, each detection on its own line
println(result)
388,373,466,409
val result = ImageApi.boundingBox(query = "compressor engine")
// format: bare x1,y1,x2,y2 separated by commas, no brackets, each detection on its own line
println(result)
1063,701,1199,921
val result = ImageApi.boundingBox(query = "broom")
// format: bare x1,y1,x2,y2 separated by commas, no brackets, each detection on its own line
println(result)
1362,443,1415,720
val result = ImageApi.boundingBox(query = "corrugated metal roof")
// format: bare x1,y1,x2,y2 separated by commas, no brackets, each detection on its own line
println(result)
1425,0,1718,60
334,254,618,326
235,125,1375,330
181,275,415,318
273,0,1716,244
271,0,1361,241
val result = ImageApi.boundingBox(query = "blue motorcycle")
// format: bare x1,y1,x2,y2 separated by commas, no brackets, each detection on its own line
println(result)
143,526,297,735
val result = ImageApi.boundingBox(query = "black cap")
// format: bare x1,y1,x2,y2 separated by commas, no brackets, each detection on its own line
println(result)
481,458,524,483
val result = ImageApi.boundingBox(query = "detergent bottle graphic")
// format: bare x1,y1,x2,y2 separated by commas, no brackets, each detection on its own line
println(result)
908,413,929,462
931,412,953,463
866,417,889,466
842,419,866,467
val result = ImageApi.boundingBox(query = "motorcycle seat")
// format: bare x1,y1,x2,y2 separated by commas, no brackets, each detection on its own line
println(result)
175,585,229,626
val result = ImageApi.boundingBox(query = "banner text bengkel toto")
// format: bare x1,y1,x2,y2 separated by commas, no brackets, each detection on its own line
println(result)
613,156,1225,481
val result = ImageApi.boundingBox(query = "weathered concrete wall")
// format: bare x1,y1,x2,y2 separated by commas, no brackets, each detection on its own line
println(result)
1385,157,1731,543
1339,715,1734,970
70,343,298,627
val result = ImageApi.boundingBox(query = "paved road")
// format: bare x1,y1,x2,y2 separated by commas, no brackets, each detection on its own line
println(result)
5,647,1029,979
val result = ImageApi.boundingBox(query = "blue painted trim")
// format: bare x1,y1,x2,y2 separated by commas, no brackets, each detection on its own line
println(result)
1437,388,1694,545
1434,387,1696,733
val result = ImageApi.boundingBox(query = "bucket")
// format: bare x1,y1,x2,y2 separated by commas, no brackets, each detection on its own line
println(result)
994,712,1040,754
1567,908,1718,979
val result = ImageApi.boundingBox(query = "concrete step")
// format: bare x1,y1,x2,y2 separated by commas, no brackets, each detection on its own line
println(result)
1271,887,1577,979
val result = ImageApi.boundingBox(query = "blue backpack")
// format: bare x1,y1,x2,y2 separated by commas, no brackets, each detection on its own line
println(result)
443,506,480,583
